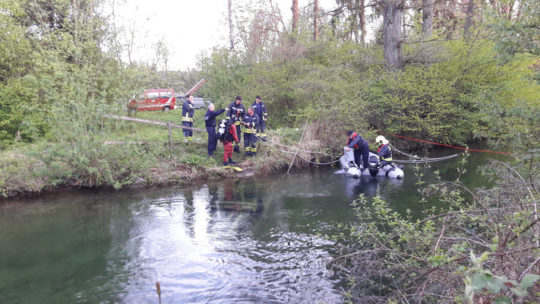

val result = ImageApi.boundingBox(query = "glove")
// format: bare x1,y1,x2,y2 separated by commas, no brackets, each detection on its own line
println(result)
225,108,229,112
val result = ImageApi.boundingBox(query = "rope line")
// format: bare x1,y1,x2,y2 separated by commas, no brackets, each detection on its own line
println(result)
390,144,422,159
382,133,511,155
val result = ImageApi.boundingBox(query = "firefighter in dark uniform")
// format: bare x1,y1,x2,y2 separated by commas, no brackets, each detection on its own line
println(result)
252,95,268,141
375,135,393,166
242,106,259,156
226,96,245,153
182,94,195,142
204,103,226,157
345,131,370,169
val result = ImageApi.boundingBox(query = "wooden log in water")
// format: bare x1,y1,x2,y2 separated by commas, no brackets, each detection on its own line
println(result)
210,201,262,212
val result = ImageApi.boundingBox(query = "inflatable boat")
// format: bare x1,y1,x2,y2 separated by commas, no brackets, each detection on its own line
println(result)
338,148,404,179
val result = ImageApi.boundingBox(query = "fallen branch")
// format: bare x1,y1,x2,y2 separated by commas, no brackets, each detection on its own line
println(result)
103,114,206,132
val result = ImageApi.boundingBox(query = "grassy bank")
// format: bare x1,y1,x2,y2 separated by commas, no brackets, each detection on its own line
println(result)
0,107,332,199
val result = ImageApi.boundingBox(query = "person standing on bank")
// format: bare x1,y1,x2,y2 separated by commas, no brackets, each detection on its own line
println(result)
242,106,259,156
182,94,195,142
226,96,245,153
345,131,370,170
204,103,226,157
221,119,240,166
252,95,268,141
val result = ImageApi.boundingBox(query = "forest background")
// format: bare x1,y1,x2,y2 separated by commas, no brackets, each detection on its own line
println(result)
0,0,537,198
0,0,538,302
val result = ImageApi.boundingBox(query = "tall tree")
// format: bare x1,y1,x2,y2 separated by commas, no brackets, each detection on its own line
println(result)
228,0,234,50
292,0,299,35
314,0,319,40
463,0,475,40
422,0,435,39
359,0,366,44
382,0,404,69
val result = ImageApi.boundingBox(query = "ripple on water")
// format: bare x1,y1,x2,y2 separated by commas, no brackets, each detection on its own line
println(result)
116,197,343,303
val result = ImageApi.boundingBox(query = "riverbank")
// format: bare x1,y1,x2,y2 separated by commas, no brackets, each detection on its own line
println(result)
0,121,333,200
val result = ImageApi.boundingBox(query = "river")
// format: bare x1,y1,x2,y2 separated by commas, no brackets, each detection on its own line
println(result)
0,151,502,303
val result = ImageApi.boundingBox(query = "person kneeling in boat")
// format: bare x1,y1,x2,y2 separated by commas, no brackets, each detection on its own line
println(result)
376,135,392,166
345,131,370,170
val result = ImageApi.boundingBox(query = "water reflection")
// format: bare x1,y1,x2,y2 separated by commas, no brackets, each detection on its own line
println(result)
109,175,344,304
0,157,494,304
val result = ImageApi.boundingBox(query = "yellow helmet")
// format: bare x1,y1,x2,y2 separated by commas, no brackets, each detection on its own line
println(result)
376,135,389,145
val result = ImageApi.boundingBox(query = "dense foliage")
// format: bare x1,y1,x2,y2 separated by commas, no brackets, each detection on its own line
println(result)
198,36,538,153
0,0,538,301
331,154,539,303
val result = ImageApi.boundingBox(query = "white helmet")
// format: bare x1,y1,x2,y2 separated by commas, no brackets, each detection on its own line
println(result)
376,135,389,145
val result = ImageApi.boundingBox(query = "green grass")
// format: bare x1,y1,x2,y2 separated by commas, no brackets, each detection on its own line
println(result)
0,107,325,198
109,108,209,144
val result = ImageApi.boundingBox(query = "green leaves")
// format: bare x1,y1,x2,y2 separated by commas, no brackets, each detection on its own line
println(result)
520,273,540,289
465,253,539,302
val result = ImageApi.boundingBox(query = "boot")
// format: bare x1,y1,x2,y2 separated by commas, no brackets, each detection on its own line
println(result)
228,158,236,165
223,160,229,166
244,151,251,157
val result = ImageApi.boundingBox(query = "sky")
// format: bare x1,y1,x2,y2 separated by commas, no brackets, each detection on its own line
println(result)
112,0,338,70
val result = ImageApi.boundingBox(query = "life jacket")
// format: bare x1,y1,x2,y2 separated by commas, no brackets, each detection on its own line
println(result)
347,132,359,149
377,144,392,162
217,119,234,142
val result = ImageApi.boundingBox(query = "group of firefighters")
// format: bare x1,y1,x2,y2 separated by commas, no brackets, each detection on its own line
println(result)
181,94,392,168
182,94,268,166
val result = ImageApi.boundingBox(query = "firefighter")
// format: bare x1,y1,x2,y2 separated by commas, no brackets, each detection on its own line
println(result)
225,96,245,153
181,94,195,142
345,131,370,169
242,106,259,156
204,103,226,157
376,135,393,166
221,119,240,166
252,95,268,141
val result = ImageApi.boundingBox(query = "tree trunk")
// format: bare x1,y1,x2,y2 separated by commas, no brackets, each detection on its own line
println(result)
463,0,474,41
445,0,457,40
349,0,356,42
422,0,434,40
292,0,299,35
228,0,234,50
383,0,403,69
506,0,515,19
516,0,523,18
359,0,366,44
314,0,319,40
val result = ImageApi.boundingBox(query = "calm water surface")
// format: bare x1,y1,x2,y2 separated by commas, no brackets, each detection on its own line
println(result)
0,152,501,303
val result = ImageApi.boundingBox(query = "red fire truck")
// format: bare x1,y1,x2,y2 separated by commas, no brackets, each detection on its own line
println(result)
127,79,206,112
127,89,176,112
